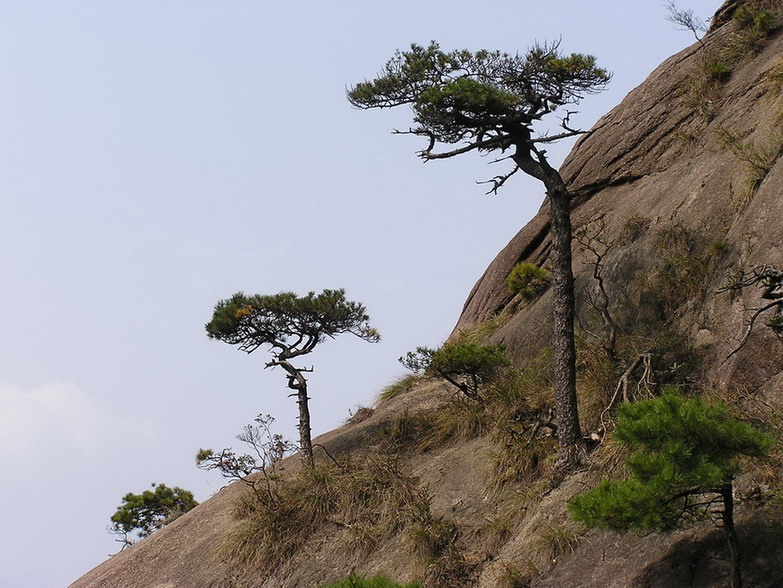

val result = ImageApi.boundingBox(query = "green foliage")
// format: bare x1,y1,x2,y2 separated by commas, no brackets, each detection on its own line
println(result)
569,389,772,530
705,60,732,81
733,5,778,35
110,483,197,546
684,60,729,121
206,289,380,351
320,574,421,588
507,263,551,300
683,3,779,121
351,38,607,467
400,342,510,402
349,41,609,145
719,5,780,66
206,288,379,465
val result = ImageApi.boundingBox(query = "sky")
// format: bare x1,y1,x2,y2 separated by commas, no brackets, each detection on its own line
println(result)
0,1,723,586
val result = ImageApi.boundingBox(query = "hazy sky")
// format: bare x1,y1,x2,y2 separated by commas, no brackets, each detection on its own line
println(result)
0,1,722,586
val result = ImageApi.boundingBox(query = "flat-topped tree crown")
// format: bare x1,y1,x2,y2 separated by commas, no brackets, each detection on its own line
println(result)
206,289,379,358
348,41,610,177
206,288,379,466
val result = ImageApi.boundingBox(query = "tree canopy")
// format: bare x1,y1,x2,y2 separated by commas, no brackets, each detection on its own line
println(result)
206,289,379,357
570,390,770,530
349,41,610,186
110,483,197,548
400,342,509,403
569,389,771,587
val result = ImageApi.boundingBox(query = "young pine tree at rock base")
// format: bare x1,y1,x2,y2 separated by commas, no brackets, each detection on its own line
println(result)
205,289,380,467
569,389,772,588
349,41,610,468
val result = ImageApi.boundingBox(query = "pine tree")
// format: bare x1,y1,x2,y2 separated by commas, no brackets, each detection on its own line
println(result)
569,388,772,588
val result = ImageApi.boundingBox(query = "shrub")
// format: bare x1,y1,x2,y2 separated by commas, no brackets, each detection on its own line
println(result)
196,414,294,505
110,483,198,548
377,409,437,453
410,514,474,587
424,397,493,448
705,61,732,81
507,262,550,300
410,516,459,560
619,215,650,244
491,434,556,489
721,5,780,63
400,342,510,402
650,224,721,316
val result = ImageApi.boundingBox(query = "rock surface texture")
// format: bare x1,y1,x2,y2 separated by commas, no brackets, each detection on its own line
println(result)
71,2,783,587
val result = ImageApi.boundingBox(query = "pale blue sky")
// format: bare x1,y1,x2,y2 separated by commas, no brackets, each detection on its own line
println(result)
0,1,721,586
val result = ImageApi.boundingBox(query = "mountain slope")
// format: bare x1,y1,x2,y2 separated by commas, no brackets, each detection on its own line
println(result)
71,2,783,586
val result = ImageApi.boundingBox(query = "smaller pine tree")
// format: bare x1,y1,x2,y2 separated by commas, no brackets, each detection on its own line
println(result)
569,388,771,588
110,483,198,549
400,342,509,403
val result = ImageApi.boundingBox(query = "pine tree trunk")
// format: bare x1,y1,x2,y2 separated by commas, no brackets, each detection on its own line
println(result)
548,184,583,467
277,359,314,468
297,385,314,468
720,483,743,588
512,151,583,468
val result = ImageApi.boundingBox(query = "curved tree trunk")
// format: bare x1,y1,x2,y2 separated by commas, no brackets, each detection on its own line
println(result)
277,359,314,468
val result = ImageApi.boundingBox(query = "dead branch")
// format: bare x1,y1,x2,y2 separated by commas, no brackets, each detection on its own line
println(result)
719,265,783,362
598,352,653,440
576,216,619,359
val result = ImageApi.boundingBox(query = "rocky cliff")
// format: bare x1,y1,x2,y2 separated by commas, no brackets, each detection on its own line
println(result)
71,2,783,587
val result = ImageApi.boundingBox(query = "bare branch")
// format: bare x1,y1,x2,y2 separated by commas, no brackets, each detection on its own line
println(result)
531,128,587,144
665,1,708,48
478,165,521,195
418,135,508,160
719,265,783,362
723,300,783,363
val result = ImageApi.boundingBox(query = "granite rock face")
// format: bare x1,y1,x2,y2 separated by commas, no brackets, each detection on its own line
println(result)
72,2,783,587
456,5,783,403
